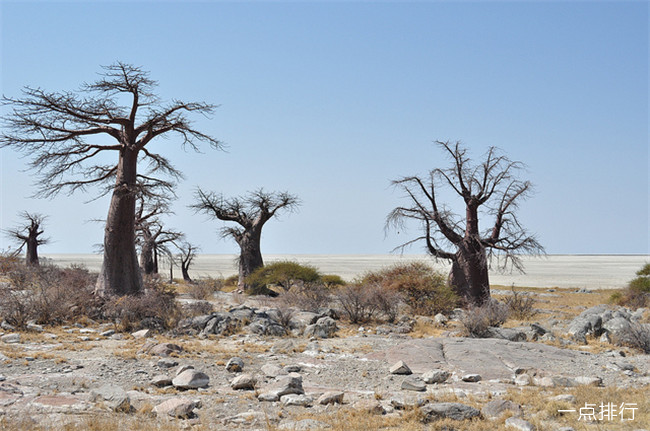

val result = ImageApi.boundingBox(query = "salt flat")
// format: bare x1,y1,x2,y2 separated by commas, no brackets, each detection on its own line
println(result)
42,254,648,289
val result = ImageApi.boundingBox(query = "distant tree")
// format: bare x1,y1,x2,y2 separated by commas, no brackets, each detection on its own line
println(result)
0,63,220,295
4,212,49,266
192,189,300,290
246,261,321,292
176,241,199,282
387,141,543,305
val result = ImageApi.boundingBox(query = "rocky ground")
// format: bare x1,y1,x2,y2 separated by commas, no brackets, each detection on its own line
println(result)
0,288,648,431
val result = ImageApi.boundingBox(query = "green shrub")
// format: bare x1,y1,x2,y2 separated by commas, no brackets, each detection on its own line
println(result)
360,262,458,316
246,261,321,292
614,263,650,309
321,274,346,288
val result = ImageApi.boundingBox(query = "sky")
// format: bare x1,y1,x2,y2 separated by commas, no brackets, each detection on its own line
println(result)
0,1,648,256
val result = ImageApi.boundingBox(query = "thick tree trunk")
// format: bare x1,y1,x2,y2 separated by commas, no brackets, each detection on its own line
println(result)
237,227,264,289
181,261,192,282
25,237,39,266
139,235,156,275
95,148,142,296
449,241,490,305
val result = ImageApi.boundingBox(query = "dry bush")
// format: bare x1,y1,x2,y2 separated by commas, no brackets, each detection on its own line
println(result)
103,280,180,332
503,287,537,320
460,299,510,337
335,284,378,324
279,283,332,312
186,277,223,300
0,263,100,327
360,262,458,316
611,323,650,353
613,263,650,309
182,300,214,317
0,253,20,274
367,283,403,323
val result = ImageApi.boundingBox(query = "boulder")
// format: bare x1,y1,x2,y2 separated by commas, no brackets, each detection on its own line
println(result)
486,327,527,342
231,373,257,390
226,357,244,372
481,399,522,418
281,394,313,407
1,334,20,344
151,375,173,387
422,369,451,384
261,364,287,378
257,373,304,401
461,374,482,382
401,376,426,392
172,370,209,389
278,419,331,430
505,417,536,431
389,360,412,375
390,394,428,409
353,399,385,415
317,391,344,405
603,317,633,342
131,329,150,339
147,343,183,357
152,397,198,418
90,384,131,412
421,402,481,421
304,316,338,338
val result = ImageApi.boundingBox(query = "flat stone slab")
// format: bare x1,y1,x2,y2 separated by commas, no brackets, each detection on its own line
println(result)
366,337,608,382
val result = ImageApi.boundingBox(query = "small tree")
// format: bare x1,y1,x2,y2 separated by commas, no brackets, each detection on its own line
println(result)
192,189,300,290
387,141,543,305
1,63,220,296
4,212,49,266
176,241,199,282
246,261,321,292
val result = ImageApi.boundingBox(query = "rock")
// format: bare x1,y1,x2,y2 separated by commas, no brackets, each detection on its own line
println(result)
390,394,428,409
486,327,527,342
566,309,604,341
353,399,385,415
271,339,297,354
514,374,532,386
100,329,115,337
26,322,44,332
172,369,210,389
505,417,536,431
574,376,602,387
421,402,481,421
317,391,344,405
603,317,633,342
157,358,178,368
202,313,241,336
422,369,451,384
0,321,16,331
90,384,131,412
261,364,287,378
175,365,194,376
131,329,150,339
1,334,20,344
304,316,338,338
151,375,173,387
433,313,449,326
401,375,426,392
530,323,548,336
226,357,244,372
481,399,522,418
550,394,576,403
231,373,257,390
278,419,332,430
152,397,198,418
389,360,412,375
146,343,183,357
258,373,304,401
461,374,482,382
281,394,313,407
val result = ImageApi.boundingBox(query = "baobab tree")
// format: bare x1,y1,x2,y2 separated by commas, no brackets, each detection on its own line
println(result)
387,141,543,305
176,241,199,282
5,212,49,266
192,189,300,290
0,63,220,295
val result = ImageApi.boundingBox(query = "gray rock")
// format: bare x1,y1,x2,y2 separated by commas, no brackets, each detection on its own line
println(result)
271,339,297,354
1,334,20,344
505,417,535,431
26,322,44,332
487,327,527,342
353,399,385,415
258,373,304,401
530,323,548,336
304,316,338,338
231,373,257,390
550,394,576,403
281,394,313,407
152,397,198,418
175,365,194,376
401,375,426,392
514,374,532,386
481,399,522,418
434,313,449,326
0,321,16,331
131,329,150,339
146,343,183,357
172,369,210,389
389,360,412,375
603,317,633,342
157,359,178,368
261,364,288,378
284,364,302,373
151,375,173,387
422,369,451,384
90,384,131,412
317,391,344,405
228,305,256,321
421,402,481,421
100,329,115,337
461,373,482,382
390,394,428,409
226,357,244,372
574,376,602,387
278,419,332,430
203,313,241,336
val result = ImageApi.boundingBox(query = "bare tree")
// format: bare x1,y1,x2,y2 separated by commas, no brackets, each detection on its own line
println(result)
1,63,220,295
4,212,49,266
192,189,300,290
387,141,543,305
176,241,199,282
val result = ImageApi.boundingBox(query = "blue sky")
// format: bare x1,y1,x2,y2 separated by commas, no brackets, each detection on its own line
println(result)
1,1,648,255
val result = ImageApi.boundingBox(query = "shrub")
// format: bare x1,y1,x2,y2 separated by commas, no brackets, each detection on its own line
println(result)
613,263,650,309
321,274,346,288
360,262,458,316
246,261,321,292
103,280,180,333
279,283,332,312
187,277,223,300
335,284,378,324
503,287,537,320
224,274,239,288
611,323,650,354
460,299,510,337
